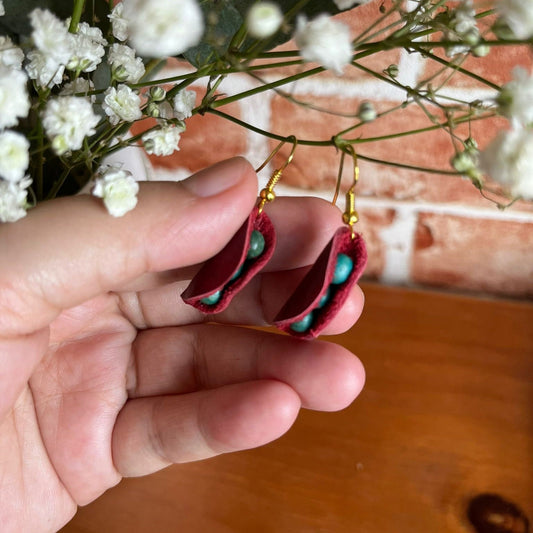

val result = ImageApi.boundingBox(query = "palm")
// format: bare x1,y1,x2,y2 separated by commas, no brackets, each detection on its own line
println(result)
4,293,134,530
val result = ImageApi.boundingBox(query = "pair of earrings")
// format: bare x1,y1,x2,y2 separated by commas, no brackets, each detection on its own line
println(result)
181,140,368,340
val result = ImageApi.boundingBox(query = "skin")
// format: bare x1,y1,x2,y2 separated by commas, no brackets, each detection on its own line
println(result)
0,158,365,532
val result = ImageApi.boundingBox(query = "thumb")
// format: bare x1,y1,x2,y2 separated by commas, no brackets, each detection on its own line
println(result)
0,157,258,336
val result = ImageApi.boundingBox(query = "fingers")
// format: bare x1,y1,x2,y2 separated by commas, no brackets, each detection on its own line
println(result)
118,195,346,293
127,325,365,411
122,273,365,334
112,380,301,477
0,158,258,336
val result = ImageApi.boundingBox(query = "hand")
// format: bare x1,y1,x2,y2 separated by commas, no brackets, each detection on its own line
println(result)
0,158,365,533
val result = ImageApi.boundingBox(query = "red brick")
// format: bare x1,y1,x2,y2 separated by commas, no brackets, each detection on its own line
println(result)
354,206,396,280
412,213,533,297
269,93,508,206
419,44,533,90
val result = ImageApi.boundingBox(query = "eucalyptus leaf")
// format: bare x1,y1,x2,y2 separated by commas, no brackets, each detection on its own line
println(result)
0,0,72,37
0,0,110,38
183,0,364,63
183,1,244,68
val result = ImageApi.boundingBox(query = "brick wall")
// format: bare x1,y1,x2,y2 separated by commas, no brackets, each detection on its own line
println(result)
138,1,533,299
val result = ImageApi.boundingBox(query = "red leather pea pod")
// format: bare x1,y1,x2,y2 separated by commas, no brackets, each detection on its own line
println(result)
274,227,367,340
181,207,276,313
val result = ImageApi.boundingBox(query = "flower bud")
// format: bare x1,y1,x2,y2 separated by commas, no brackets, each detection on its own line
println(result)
385,64,399,78
451,151,477,174
149,86,166,102
113,65,130,82
246,2,283,39
492,18,515,40
357,101,377,123
472,43,490,57
145,101,160,118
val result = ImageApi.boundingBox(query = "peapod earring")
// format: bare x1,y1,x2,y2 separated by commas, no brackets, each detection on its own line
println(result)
273,145,368,339
181,137,298,313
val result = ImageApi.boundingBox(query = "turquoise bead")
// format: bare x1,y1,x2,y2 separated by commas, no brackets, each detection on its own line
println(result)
317,287,331,309
247,230,265,259
290,311,314,333
230,264,243,281
331,254,353,285
200,291,221,305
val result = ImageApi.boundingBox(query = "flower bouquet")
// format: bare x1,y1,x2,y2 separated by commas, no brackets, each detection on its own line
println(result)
0,0,532,223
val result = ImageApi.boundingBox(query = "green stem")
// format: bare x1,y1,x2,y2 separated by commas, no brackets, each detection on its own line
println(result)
46,166,71,200
69,0,85,33
36,121,44,201
210,66,324,109
205,108,460,176
413,47,501,90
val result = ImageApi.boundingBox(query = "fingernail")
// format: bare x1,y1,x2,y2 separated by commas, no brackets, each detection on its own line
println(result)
182,158,248,197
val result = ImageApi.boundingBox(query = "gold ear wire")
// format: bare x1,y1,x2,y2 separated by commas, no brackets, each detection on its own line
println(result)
256,136,298,214
333,145,359,238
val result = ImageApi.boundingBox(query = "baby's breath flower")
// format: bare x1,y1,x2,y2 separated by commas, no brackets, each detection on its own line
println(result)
495,0,533,39
30,8,74,66
246,2,284,39
444,0,480,57
60,77,95,102
294,14,353,75
0,176,31,223
142,124,185,156
334,0,372,9
102,85,142,125
172,89,196,120
25,50,65,88
42,96,99,155
357,101,377,122
479,128,533,200
92,165,139,217
0,37,24,69
497,67,533,127
108,43,145,83
122,0,204,57
108,2,129,42
0,66,30,129
67,22,107,73
0,131,29,182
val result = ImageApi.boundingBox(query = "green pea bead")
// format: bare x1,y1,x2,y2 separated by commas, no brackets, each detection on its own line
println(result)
332,254,353,285
317,287,331,309
200,291,221,305
230,264,243,281
290,311,314,333
247,230,265,259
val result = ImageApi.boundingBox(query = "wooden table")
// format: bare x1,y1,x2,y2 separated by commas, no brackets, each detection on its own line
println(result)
61,284,533,533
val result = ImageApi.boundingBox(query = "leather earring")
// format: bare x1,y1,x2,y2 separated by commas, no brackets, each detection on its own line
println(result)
274,146,368,339
181,137,298,313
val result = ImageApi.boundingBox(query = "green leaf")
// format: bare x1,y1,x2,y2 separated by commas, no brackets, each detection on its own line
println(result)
0,0,110,38
183,0,244,68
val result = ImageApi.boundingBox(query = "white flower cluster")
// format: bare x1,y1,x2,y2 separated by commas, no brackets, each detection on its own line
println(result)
444,0,480,57
245,2,354,74
495,0,533,39
295,14,353,75
92,165,139,217
0,33,31,221
0,0,206,220
478,68,533,200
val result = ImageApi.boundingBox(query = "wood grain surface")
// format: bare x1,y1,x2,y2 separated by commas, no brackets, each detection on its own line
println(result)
60,284,533,533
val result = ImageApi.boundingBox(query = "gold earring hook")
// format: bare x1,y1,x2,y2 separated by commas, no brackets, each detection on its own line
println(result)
257,136,298,214
332,145,359,238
